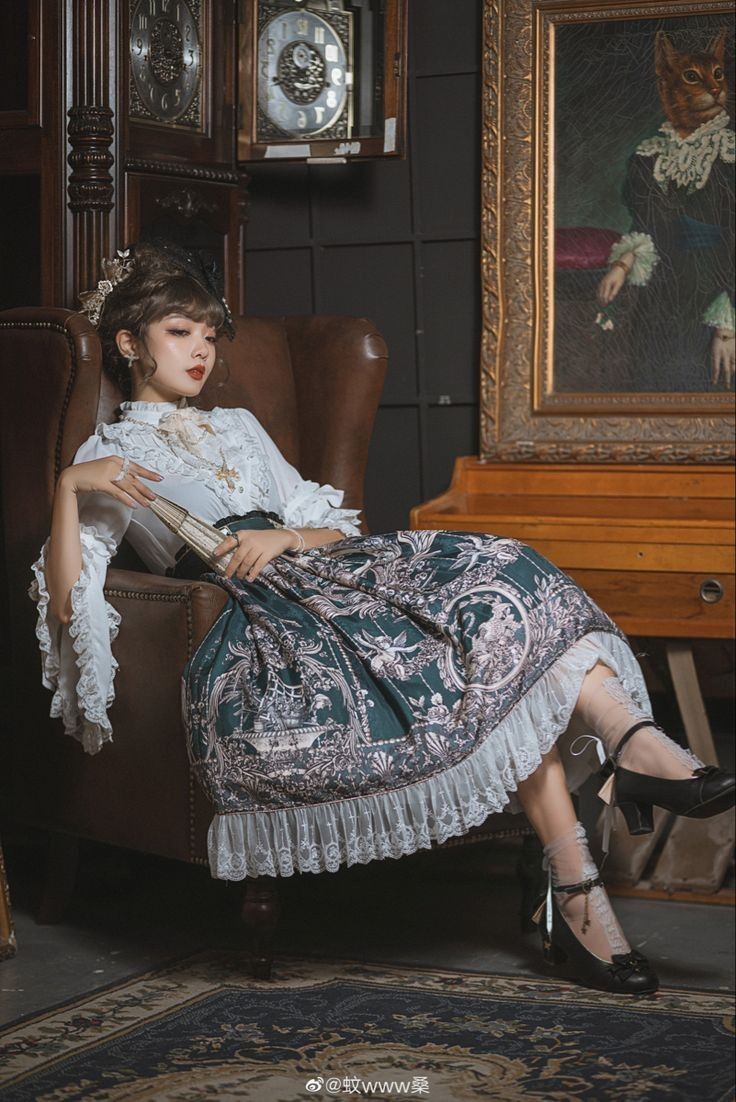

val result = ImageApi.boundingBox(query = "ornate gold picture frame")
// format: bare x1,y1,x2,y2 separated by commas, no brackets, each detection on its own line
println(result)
480,0,735,462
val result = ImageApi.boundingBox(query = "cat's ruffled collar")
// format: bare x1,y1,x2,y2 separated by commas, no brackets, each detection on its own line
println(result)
637,110,734,192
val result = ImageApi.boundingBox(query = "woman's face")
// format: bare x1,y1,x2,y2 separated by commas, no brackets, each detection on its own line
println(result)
119,313,218,403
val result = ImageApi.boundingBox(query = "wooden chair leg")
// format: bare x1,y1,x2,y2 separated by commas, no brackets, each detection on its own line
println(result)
241,877,281,980
0,841,17,959
37,833,80,925
516,834,545,932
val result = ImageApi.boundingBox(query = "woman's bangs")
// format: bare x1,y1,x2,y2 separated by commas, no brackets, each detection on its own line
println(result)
148,277,226,330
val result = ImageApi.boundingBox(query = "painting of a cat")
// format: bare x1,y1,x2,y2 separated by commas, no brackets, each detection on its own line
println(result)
553,15,734,395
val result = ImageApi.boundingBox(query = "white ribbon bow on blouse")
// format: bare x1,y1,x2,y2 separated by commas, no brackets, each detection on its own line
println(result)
157,408,215,456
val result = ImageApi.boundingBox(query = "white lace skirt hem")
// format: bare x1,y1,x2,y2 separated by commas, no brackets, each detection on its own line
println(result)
207,630,649,880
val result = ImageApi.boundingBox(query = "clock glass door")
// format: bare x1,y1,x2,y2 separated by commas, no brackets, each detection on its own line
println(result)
239,0,407,162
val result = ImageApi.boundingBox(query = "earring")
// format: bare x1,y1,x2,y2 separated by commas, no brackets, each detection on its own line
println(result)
126,353,138,367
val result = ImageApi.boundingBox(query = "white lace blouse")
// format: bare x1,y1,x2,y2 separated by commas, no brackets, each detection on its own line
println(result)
29,401,362,755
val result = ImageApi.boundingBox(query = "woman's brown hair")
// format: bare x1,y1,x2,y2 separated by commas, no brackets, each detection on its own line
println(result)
96,241,227,400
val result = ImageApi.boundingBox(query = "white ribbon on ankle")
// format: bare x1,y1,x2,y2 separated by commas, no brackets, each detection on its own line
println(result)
569,734,616,860
542,857,554,936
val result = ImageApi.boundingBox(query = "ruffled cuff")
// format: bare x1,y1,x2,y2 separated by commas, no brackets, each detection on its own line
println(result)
703,291,736,332
609,232,659,286
282,480,362,538
28,525,121,754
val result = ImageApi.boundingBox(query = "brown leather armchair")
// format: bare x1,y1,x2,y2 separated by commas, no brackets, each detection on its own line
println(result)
0,307,536,976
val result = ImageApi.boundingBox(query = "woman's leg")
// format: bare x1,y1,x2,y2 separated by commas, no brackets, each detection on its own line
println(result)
574,661,698,780
516,748,630,962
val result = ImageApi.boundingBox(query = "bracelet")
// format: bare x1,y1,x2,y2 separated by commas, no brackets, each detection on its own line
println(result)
611,260,631,277
282,527,305,555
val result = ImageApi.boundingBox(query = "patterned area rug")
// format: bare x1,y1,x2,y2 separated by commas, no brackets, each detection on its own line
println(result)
0,954,733,1101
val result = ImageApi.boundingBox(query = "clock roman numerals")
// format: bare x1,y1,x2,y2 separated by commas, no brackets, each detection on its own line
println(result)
129,0,202,126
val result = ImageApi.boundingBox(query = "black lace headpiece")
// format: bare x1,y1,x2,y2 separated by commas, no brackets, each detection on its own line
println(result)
78,238,236,339
144,238,235,340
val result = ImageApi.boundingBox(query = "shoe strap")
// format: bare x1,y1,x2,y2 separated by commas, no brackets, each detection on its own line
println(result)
553,875,603,896
610,720,657,768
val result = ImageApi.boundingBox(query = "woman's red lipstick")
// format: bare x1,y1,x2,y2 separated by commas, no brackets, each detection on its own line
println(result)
187,367,205,380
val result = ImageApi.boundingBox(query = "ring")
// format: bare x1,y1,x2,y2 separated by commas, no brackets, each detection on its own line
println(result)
230,531,241,548
112,457,131,483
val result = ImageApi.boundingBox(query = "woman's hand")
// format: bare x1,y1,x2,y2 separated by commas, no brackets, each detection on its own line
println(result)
711,329,735,388
60,456,163,509
597,264,627,306
213,528,299,581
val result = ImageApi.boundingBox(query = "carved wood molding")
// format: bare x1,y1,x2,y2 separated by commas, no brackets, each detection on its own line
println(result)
125,159,241,184
479,0,736,464
155,187,218,221
67,105,115,213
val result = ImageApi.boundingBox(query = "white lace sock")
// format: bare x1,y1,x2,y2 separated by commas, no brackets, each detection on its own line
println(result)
544,822,630,962
574,662,702,781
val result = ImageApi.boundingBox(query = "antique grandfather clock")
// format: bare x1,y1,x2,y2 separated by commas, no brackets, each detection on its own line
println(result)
0,0,407,312
123,0,245,311
0,1,244,311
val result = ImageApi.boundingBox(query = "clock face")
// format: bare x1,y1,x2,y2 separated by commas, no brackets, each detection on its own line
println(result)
129,0,202,126
257,5,352,140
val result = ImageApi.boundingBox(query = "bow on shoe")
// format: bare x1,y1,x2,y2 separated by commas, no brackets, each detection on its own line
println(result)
609,950,651,981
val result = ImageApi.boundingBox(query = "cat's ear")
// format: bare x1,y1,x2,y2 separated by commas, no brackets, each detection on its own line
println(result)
707,28,727,63
655,31,677,76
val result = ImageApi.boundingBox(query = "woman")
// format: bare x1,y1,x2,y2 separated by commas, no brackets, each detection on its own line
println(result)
31,242,734,995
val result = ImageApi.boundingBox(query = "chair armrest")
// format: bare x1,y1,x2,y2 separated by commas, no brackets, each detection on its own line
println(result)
53,567,228,862
105,568,229,655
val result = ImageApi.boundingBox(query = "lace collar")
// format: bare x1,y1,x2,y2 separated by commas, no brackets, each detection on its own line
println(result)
636,111,735,192
118,399,186,425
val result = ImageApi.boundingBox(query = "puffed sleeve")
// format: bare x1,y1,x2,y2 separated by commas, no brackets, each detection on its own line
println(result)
239,410,362,537
28,434,133,754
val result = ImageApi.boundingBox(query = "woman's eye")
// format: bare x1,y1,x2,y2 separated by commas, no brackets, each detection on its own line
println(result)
206,336,218,344
168,328,189,336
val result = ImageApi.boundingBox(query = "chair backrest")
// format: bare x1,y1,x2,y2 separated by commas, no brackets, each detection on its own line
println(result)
0,306,386,663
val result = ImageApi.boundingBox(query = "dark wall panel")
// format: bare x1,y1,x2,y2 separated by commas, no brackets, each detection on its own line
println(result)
246,248,314,315
319,243,416,404
413,73,481,239
312,160,413,243
244,1,481,532
425,405,479,503
364,408,422,534
422,240,480,399
412,0,482,76
245,165,312,248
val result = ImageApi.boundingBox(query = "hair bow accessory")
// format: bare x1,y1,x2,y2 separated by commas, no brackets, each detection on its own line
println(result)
78,250,135,327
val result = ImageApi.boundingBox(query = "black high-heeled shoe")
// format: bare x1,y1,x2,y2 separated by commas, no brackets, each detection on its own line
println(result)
599,720,736,836
533,875,659,995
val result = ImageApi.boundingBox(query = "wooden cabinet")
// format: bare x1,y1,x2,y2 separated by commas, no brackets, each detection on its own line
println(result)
412,458,735,642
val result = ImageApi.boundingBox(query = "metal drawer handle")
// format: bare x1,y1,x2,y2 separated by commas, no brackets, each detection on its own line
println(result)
699,579,724,604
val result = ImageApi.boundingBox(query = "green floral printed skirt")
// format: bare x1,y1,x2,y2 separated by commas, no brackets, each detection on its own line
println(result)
183,527,649,880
